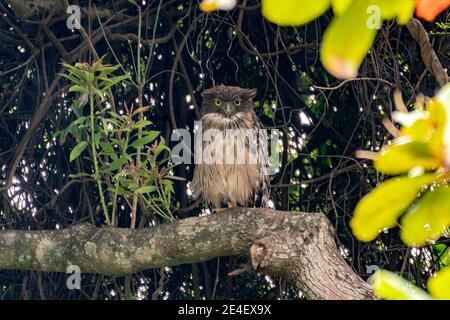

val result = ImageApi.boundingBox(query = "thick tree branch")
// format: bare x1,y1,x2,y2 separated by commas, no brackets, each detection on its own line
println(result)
407,18,449,86
0,208,375,300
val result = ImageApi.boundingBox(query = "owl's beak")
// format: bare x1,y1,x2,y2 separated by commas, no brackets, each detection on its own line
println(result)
224,102,233,116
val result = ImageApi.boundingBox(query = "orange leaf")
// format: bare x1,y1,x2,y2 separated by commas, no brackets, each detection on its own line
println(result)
416,0,450,21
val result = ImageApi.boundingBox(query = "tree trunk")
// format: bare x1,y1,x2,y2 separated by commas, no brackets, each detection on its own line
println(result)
0,208,375,300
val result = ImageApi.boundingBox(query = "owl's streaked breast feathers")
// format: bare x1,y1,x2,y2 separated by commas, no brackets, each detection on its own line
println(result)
191,85,270,208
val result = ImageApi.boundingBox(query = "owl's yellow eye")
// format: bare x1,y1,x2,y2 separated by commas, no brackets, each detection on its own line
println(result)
214,98,222,107
233,98,241,106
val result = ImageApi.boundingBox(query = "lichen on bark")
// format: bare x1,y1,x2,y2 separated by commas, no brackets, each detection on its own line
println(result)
0,208,375,300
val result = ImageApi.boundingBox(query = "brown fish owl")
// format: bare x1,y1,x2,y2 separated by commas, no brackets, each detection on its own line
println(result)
191,85,270,209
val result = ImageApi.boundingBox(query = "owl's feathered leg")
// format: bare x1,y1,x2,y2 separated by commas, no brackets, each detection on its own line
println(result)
212,201,236,213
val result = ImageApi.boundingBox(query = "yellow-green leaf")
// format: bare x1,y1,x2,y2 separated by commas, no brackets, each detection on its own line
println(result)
375,140,441,175
373,270,432,300
331,0,352,15
261,0,330,26
321,0,377,79
401,185,450,247
350,174,436,242
428,267,450,300
428,99,448,151
436,84,450,166
400,117,435,143
376,0,415,24
436,83,450,107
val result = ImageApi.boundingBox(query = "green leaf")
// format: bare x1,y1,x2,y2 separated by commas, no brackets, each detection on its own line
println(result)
261,0,330,26
428,267,450,300
135,185,157,194
104,117,122,128
93,88,106,101
401,185,450,247
321,0,377,79
108,187,133,197
72,62,89,72
72,103,83,117
99,75,130,90
432,244,450,267
98,65,120,78
133,120,152,129
99,142,115,156
54,127,70,145
70,141,88,162
373,270,432,300
68,172,91,179
375,140,441,175
143,175,156,186
83,71,94,83
350,174,436,242
106,156,127,173
163,179,174,194
60,73,83,87
262,101,274,118
74,115,88,124
69,85,87,93
154,137,169,158
131,131,160,148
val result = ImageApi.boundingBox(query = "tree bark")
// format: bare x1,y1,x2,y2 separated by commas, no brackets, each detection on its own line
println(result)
0,208,375,300
407,18,449,86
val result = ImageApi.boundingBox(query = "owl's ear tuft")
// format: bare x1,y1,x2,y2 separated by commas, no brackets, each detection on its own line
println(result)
245,88,257,100
201,90,213,100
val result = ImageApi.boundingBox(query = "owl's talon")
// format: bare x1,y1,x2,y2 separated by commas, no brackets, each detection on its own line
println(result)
213,202,237,213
